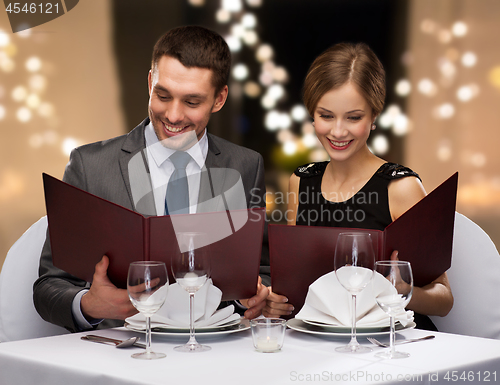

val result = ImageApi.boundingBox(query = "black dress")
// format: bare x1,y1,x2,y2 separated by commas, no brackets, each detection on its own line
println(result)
294,161,438,331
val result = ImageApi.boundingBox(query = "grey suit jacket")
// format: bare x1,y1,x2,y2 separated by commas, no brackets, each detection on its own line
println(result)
33,118,266,332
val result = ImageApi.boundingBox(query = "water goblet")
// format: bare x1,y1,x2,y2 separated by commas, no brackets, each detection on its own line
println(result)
374,260,413,359
127,261,168,359
171,232,211,352
334,232,375,353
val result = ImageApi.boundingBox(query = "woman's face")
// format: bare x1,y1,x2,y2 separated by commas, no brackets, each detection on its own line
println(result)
313,82,374,162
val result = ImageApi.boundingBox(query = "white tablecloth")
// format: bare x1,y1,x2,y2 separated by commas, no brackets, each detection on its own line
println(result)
0,325,499,385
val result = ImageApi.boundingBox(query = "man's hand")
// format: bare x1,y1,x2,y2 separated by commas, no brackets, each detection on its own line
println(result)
239,276,269,319
81,256,137,321
263,288,294,318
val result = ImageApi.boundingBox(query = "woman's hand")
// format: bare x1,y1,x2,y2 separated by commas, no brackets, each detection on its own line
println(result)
390,251,453,316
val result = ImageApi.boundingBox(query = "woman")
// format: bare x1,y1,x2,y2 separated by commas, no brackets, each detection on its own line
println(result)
264,43,453,330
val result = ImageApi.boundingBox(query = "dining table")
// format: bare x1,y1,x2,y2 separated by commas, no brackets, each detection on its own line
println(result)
0,321,499,385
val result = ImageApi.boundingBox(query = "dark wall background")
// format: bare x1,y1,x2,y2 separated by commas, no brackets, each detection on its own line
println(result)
111,0,409,169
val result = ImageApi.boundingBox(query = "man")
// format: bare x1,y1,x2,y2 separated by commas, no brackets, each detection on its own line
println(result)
34,26,269,332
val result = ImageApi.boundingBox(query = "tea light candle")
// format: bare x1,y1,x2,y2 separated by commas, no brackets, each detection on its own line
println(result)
256,336,279,352
251,318,286,353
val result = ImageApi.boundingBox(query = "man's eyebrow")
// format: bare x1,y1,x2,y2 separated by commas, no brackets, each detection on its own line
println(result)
153,84,170,93
153,84,207,99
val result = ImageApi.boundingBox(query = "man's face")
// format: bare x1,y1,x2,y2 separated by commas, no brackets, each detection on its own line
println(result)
148,56,228,150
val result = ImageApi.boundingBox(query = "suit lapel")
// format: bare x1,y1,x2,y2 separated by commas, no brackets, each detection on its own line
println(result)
197,134,227,213
118,119,156,216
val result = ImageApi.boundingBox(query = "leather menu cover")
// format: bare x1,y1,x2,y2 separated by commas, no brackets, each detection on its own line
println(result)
269,172,458,318
43,173,265,300
383,173,458,287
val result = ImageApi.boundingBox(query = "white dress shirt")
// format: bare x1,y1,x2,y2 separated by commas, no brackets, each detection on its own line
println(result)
144,122,208,216
72,123,209,330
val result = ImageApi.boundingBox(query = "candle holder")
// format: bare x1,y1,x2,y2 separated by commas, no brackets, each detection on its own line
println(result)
250,318,286,353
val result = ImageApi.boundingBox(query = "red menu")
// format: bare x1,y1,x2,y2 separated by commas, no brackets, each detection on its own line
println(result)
269,172,458,318
43,173,265,300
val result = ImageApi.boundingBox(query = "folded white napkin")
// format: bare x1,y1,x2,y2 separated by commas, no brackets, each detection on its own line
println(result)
295,270,413,328
126,279,240,329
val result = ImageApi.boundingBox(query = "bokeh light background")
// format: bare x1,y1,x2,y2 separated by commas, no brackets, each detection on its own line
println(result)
1,0,499,269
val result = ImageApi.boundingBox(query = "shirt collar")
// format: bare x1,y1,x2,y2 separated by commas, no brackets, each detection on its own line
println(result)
145,122,208,169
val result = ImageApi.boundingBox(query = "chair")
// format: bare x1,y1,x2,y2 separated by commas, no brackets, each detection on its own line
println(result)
430,213,500,339
0,216,69,342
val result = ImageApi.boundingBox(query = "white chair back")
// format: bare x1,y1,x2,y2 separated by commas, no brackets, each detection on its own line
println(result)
430,213,500,339
0,216,68,342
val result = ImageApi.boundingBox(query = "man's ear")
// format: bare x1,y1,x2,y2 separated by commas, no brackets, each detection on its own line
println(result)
148,70,153,94
212,85,229,113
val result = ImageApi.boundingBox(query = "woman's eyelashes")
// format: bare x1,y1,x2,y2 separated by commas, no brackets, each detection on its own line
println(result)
317,114,364,121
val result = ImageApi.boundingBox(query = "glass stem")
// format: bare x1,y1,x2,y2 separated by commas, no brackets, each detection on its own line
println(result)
349,294,359,349
188,292,197,346
145,315,152,354
389,315,395,356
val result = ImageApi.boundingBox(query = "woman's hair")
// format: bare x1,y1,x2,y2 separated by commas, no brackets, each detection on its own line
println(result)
303,42,386,118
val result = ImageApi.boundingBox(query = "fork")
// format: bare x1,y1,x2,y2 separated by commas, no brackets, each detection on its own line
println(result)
367,335,435,348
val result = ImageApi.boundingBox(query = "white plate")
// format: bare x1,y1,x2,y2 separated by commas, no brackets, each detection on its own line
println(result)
302,319,404,331
125,318,250,337
127,317,241,331
287,318,416,337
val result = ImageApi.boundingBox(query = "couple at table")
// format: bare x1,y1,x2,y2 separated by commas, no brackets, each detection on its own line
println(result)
33,25,453,333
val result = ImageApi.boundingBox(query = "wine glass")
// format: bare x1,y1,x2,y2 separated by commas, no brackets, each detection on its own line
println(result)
127,261,168,360
334,232,375,353
374,260,413,359
171,232,211,352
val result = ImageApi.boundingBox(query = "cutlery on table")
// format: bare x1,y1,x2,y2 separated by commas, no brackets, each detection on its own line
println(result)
367,335,435,348
81,335,146,349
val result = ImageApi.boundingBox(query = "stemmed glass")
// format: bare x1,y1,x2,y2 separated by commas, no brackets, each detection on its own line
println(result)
127,261,169,359
334,232,375,353
171,232,211,352
374,260,413,359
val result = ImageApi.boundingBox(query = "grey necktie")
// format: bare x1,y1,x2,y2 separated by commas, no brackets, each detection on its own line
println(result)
165,151,191,215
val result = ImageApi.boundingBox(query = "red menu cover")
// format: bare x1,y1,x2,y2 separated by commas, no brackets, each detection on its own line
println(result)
269,172,458,318
43,173,265,300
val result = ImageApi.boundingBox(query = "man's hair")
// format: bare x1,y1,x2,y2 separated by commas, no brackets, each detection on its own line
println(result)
151,25,231,94
303,42,386,118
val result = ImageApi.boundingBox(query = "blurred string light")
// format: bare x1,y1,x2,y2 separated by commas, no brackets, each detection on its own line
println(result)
232,63,249,80
434,103,455,119
381,18,478,161
461,51,477,67
0,29,10,47
456,83,479,102
62,137,80,156
0,24,62,154
395,79,411,96
489,66,500,89
408,18,493,165
223,0,243,12
371,135,389,155
246,0,262,6
16,106,32,122
437,140,452,162
25,56,41,72
452,21,468,37
192,1,313,158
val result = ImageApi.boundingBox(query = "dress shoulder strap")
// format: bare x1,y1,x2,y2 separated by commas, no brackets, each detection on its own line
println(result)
293,161,328,178
376,162,421,181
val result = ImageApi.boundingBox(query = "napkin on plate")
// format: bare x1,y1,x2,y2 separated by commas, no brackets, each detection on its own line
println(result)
295,270,413,328
126,279,240,329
